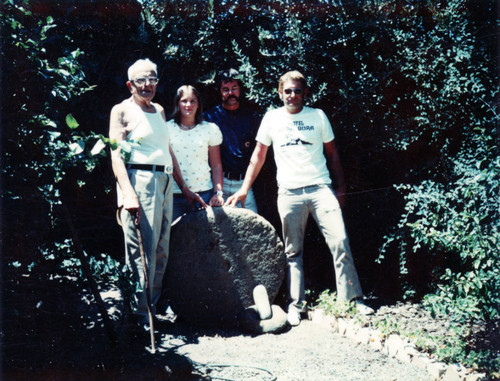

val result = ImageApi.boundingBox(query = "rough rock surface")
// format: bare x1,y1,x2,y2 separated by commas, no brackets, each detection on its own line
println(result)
163,207,286,325
240,304,288,334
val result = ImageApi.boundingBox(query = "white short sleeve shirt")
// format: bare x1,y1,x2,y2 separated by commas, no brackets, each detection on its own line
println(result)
168,120,223,193
256,106,334,189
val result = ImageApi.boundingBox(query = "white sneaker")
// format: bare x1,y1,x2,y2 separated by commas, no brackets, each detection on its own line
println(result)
355,300,374,315
287,310,301,326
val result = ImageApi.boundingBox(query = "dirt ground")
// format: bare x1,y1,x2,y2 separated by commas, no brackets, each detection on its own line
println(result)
2,275,498,380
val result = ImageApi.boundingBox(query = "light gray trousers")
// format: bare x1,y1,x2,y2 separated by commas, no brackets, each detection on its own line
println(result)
277,184,363,313
120,169,173,322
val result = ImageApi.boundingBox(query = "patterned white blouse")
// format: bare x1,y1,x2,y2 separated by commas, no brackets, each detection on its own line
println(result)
167,120,223,194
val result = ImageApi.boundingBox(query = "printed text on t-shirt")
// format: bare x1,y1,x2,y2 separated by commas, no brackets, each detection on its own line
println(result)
294,120,315,131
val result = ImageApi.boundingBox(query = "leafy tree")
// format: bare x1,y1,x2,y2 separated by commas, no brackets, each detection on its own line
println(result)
0,0,146,343
1,1,149,373
1,0,95,269
373,1,498,321
1,0,148,273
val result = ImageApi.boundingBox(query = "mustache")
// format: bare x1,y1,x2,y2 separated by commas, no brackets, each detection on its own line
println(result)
224,94,240,102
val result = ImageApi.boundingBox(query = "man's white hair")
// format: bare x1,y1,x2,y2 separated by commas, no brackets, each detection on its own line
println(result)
127,58,157,81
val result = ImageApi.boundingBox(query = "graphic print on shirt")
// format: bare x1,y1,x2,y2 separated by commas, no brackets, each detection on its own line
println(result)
280,120,313,147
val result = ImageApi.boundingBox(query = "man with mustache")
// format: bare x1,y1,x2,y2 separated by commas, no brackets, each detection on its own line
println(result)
203,69,261,213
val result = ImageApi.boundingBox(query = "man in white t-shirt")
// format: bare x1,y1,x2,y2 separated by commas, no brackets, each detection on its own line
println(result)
226,70,373,326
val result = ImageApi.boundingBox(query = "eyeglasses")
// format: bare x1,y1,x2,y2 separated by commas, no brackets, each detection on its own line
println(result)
284,88,303,95
132,76,159,86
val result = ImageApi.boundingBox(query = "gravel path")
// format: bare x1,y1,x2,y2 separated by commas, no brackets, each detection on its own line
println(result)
158,318,433,381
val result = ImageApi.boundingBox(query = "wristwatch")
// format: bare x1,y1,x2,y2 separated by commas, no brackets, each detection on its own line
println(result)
216,190,223,196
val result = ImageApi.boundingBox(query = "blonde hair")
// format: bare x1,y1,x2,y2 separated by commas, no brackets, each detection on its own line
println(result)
278,70,307,92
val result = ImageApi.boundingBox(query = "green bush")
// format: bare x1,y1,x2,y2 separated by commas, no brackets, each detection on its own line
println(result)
1,0,119,293
379,128,499,322
369,0,499,323
2,1,497,360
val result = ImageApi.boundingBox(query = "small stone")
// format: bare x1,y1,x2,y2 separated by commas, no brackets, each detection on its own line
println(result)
239,305,287,334
355,327,371,345
427,361,448,379
337,318,348,335
402,344,419,361
310,309,327,323
385,334,405,357
368,333,384,351
465,373,487,381
329,317,339,332
345,321,358,340
253,285,272,320
310,309,338,332
442,364,465,381
382,341,390,356
396,348,411,363
369,329,383,340
411,353,432,370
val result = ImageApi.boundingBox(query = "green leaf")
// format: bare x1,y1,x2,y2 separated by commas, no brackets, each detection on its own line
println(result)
68,141,84,155
48,131,61,139
65,114,79,129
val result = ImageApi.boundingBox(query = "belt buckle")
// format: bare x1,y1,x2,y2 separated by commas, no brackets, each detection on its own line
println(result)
164,165,173,174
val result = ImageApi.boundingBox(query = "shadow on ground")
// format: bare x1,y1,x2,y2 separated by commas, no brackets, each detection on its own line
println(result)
2,272,294,380
1,274,209,380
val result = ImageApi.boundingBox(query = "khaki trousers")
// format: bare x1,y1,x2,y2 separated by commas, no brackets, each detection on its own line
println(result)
277,184,363,313
120,169,173,322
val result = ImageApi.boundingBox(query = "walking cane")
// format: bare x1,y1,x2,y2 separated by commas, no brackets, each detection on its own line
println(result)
134,212,156,354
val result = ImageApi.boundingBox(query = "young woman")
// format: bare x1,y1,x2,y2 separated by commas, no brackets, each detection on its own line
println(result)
167,85,224,220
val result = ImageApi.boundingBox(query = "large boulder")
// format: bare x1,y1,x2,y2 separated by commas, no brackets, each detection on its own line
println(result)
162,207,285,326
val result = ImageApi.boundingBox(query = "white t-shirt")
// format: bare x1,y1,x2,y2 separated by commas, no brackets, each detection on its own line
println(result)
256,106,334,189
167,120,223,193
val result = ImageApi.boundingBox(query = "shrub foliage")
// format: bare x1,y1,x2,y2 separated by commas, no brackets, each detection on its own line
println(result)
142,0,498,322
1,0,498,373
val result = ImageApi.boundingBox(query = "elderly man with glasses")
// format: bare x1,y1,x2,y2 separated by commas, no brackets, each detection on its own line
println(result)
226,70,374,327
109,58,201,330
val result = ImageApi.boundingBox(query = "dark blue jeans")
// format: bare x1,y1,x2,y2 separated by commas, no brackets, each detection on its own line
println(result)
172,189,213,221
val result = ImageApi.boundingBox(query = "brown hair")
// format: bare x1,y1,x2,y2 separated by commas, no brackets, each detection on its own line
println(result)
172,85,203,125
215,68,243,90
